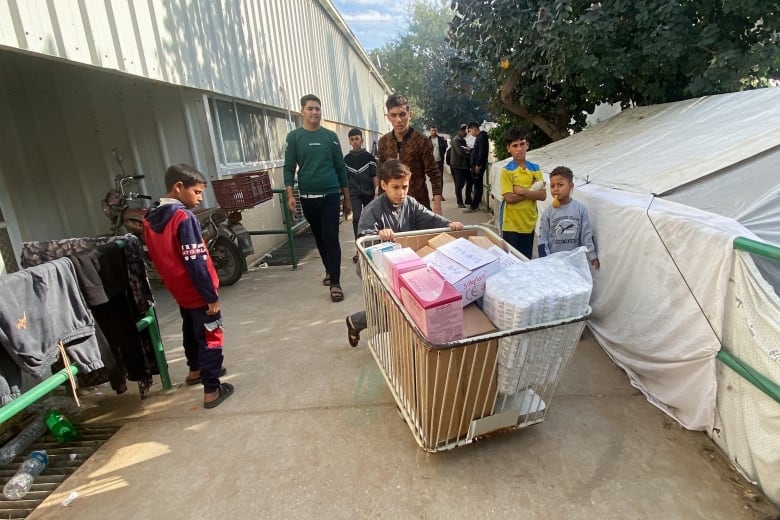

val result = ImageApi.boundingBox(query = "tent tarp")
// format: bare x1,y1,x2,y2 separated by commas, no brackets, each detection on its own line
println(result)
498,88,780,505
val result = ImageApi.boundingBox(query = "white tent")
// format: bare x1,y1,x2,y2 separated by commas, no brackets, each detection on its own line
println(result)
494,88,780,504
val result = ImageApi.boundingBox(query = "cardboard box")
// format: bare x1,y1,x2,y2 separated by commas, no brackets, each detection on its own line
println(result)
399,268,463,344
486,245,524,268
415,338,498,446
436,237,498,271
427,232,456,249
416,245,435,258
463,303,497,337
377,247,426,295
423,250,501,306
468,235,494,250
365,241,401,261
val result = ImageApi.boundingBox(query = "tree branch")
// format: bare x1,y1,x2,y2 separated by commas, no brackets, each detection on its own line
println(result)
499,70,569,141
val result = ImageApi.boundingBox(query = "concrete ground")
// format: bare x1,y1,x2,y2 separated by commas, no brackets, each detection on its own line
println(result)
28,179,777,520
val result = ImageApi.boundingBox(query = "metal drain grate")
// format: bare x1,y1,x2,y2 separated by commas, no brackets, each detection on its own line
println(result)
0,424,120,519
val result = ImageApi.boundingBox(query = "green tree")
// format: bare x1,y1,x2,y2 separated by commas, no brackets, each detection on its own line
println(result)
370,1,488,134
448,0,779,141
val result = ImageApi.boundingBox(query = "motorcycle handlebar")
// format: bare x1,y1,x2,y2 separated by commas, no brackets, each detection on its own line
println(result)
137,194,152,200
131,175,145,180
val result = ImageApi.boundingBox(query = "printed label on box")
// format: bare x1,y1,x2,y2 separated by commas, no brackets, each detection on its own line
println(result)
436,237,497,271
486,245,524,268
423,251,500,306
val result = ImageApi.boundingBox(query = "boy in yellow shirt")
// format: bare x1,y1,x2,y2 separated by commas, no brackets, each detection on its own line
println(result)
499,126,547,259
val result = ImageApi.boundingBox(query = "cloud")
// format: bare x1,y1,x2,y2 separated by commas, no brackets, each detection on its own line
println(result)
332,1,408,49
342,11,393,23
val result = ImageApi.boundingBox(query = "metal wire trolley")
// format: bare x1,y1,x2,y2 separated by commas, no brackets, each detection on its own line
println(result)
357,225,590,452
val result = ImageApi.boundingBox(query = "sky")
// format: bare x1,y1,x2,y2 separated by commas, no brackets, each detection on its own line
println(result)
331,0,408,51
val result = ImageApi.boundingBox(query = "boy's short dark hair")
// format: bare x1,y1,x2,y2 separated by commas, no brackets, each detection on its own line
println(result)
467,121,480,130
504,125,528,145
165,164,207,190
348,128,363,138
378,159,411,182
300,94,321,107
385,94,409,111
459,124,468,131
549,166,574,182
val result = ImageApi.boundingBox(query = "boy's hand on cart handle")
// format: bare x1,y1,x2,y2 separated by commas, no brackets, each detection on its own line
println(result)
378,229,395,241
207,301,220,315
448,222,464,231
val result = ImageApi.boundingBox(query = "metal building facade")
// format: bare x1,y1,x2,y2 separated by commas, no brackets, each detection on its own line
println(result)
0,0,392,272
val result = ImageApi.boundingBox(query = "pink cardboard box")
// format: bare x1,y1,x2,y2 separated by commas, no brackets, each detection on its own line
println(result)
377,247,425,295
399,267,463,344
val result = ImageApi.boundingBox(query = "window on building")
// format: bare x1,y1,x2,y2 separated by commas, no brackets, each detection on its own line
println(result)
209,98,297,166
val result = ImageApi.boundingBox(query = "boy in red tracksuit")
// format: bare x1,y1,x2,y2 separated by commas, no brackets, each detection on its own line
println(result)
144,164,234,409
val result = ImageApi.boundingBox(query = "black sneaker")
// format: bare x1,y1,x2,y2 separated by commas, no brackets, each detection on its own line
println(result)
457,204,466,208
463,208,479,213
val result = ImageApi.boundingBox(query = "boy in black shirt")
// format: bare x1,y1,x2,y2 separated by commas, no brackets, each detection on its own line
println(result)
345,128,378,263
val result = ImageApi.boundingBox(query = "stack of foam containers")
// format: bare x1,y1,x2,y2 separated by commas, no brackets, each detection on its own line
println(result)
483,248,593,395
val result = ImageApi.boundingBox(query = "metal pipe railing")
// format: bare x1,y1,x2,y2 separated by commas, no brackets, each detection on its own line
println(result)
716,236,780,404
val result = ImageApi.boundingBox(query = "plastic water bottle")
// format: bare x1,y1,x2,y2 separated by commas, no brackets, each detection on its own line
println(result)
2,450,48,500
44,410,77,442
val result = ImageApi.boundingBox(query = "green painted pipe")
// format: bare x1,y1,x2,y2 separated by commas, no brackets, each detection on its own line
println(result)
733,236,780,262
136,307,171,390
717,349,780,404
0,366,78,425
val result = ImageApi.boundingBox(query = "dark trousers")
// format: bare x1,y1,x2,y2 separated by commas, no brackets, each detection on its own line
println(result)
301,193,342,286
451,167,470,206
503,231,535,260
470,167,485,210
181,306,224,393
350,194,374,241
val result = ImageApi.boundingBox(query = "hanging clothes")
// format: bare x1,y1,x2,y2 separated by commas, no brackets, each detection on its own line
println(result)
22,236,159,393
0,257,103,405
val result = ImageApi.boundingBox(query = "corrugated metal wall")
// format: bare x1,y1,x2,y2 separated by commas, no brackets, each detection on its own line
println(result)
0,0,392,271
0,0,389,131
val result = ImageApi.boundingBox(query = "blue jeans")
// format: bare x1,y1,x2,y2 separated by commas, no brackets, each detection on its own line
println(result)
301,193,342,286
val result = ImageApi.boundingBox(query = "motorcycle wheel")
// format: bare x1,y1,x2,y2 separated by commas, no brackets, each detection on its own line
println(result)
211,236,246,286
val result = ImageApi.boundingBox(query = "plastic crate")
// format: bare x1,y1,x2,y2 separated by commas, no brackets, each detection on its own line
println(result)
212,170,272,209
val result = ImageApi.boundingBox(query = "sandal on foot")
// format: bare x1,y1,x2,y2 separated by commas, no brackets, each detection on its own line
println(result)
185,367,227,386
345,316,360,347
204,382,234,409
352,253,359,263
323,273,331,286
330,285,344,302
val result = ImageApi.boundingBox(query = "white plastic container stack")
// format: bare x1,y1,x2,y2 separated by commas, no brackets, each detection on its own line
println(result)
483,247,593,394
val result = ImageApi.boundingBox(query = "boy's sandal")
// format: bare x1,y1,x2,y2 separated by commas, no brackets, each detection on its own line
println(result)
330,285,344,302
322,273,331,286
345,316,360,347
203,382,234,409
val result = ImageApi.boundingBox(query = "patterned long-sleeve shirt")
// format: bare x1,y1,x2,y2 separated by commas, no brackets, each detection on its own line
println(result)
377,128,442,209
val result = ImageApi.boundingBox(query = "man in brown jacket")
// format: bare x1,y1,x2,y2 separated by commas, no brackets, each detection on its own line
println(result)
377,94,443,214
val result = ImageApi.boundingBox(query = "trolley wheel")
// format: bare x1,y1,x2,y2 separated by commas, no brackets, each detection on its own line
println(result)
211,236,245,286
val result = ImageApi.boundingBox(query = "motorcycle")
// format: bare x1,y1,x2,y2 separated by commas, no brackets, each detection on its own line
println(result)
101,150,254,286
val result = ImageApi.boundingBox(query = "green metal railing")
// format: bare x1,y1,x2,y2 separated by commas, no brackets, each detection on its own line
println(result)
247,188,307,269
716,236,780,404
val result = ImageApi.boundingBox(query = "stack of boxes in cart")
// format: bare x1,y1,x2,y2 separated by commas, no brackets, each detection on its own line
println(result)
367,232,528,343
